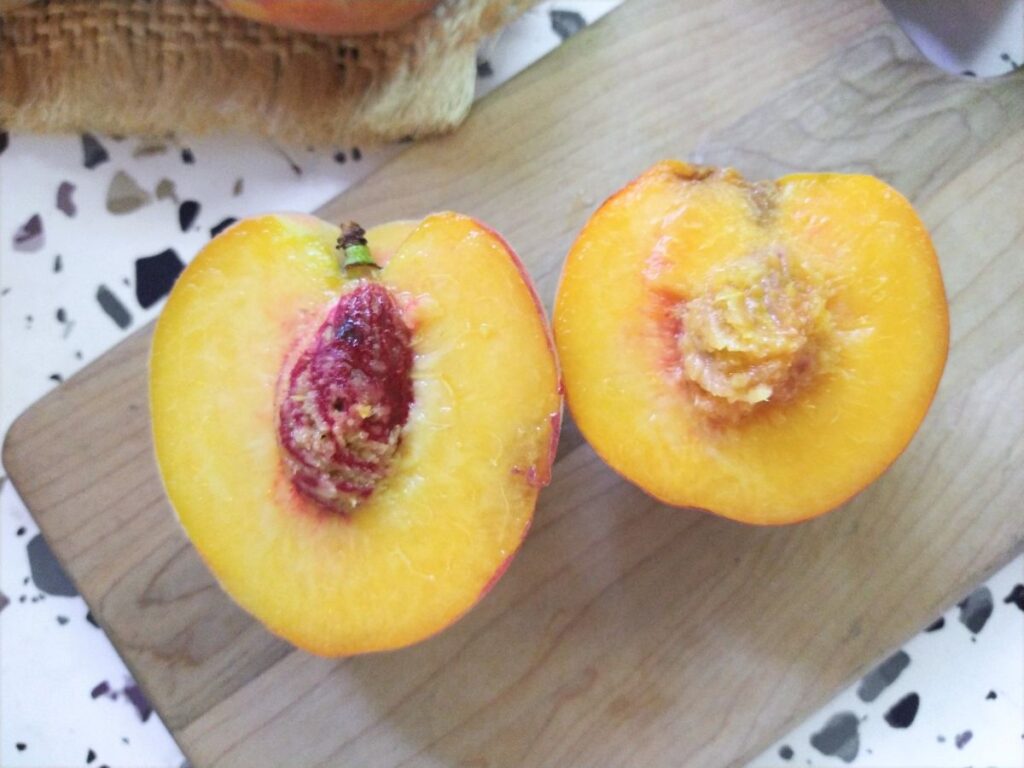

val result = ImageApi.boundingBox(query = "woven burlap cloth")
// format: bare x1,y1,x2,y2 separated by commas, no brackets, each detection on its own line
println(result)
0,0,535,145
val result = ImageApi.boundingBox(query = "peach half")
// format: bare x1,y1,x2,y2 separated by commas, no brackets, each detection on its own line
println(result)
150,213,561,655
554,161,948,525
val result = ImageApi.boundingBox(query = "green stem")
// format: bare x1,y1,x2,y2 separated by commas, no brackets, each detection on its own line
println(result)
338,221,380,270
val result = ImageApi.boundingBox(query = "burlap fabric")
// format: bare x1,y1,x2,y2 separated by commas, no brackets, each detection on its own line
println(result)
0,0,534,144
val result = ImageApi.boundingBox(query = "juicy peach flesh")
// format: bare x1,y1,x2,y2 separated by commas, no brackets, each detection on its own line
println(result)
150,213,561,655
554,162,949,525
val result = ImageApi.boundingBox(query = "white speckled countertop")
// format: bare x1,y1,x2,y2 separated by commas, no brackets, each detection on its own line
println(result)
1,3,1022,766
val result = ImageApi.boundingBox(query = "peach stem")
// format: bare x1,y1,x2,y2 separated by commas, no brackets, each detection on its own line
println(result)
338,222,380,270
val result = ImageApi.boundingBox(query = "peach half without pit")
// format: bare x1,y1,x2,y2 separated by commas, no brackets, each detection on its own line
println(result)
554,161,948,525
150,213,561,656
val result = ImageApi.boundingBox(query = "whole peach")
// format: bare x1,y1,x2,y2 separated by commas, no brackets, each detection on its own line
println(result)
215,0,440,35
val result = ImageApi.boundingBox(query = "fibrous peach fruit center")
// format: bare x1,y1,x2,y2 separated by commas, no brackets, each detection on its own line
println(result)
277,281,413,511
675,249,833,421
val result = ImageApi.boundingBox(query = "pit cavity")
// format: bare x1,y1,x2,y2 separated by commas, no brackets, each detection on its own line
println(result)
673,248,834,422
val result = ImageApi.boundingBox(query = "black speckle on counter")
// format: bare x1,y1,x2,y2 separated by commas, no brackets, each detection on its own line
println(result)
955,729,973,749
91,681,110,699
123,681,153,722
181,147,195,164
135,249,184,309
0,591,8,613
778,744,794,761
16,526,26,536
56,180,77,217
958,586,993,634
476,58,493,78
53,253,63,273
49,373,64,384
86,610,99,627
333,151,346,164
27,534,77,596
925,616,945,632
96,285,133,329
178,200,201,231
82,133,110,169
858,650,910,703
986,690,997,700
14,214,44,252
0,131,8,155
352,147,362,161
233,178,244,196
1004,583,1024,612
884,692,920,729
550,9,586,40
86,748,96,764
15,742,26,751
810,712,859,763
56,615,69,625
210,217,238,238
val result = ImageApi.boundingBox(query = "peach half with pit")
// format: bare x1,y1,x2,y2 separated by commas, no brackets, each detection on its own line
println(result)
150,213,561,656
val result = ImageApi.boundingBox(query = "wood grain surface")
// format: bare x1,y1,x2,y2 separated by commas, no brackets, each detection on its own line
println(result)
5,0,1024,766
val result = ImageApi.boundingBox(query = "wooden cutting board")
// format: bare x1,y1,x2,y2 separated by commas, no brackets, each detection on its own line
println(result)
5,1,1024,765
